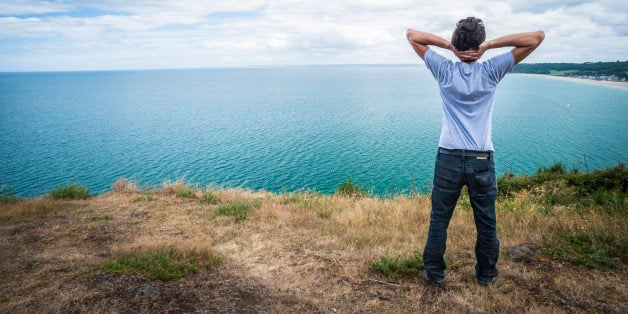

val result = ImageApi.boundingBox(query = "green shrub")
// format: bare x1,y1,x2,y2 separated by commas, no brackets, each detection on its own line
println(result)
134,190,157,202
370,250,424,279
215,200,252,222
497,163,627,211
200,191,220,204
590,190,625,213
99,246,220,280
336,178,365,197
0,185,20,203
568,163,627,196
538,162,566,175
544,225,626,270
176,188,196,199
49,183,91,200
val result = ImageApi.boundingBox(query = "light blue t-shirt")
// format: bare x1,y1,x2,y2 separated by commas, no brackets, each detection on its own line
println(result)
424,49,515,151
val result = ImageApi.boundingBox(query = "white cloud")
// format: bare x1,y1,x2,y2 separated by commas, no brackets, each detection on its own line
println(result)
0,0,626,71
0,0,72,15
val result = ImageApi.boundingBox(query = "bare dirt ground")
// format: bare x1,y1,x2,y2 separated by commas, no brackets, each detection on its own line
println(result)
1,189,626,312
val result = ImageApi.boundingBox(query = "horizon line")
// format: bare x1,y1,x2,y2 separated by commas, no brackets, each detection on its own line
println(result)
2,59,626,74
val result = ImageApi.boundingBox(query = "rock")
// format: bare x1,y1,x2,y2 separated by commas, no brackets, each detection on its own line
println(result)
168,298,179,311
135,284,161,300
26,261,38,270
509,244,542,264
130,211,148,218
94,274,113,282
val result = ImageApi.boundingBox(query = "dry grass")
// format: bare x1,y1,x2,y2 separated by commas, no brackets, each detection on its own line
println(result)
111,178,138,193
0,186,625,312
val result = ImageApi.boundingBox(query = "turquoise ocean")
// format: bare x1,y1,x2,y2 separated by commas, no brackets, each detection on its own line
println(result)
1,66,627,197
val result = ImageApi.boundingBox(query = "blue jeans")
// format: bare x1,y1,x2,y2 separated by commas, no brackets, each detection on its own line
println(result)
423,150,499,283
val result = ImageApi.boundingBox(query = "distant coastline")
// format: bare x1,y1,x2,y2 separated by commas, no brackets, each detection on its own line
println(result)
521,73,628,88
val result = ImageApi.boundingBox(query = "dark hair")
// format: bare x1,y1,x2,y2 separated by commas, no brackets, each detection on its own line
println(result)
451,17,486,51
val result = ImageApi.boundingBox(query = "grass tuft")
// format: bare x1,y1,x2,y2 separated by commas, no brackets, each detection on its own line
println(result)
544,224,626,270
336,178,365,197
49,183,91,200
200,190,220,204
176,188,197,199
89,213,113,221
99,246,220,281
370,250,424,279
215,200,254,222
0,185,21,203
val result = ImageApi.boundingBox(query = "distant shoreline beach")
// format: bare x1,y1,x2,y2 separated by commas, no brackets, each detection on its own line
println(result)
521,73,628,88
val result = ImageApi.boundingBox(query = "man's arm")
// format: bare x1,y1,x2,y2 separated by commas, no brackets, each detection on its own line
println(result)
406,29,479,61
478,31,545,64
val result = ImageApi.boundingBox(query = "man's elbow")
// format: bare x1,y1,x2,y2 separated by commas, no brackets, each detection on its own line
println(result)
406,29,414,41
534,30,545,46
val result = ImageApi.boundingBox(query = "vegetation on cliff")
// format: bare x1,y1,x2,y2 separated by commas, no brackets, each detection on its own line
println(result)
0,163,625,312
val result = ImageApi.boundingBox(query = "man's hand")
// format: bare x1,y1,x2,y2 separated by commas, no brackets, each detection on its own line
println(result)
453,48,482,62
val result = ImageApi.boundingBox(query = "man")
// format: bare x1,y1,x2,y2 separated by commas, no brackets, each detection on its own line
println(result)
406,17,544,287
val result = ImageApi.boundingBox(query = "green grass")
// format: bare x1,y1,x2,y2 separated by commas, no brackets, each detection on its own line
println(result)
49,183,91,200
370,250,424,279
280,191,333,219
336,178,365,197
99,246,221,281
199,191,220,204
549,69,578,76
176,188,196,199
544,224,626,270
134,190,158,202
89,213,113,221
215,199,262,222
496,162,626,212
0,185,21,204
144,190,157,201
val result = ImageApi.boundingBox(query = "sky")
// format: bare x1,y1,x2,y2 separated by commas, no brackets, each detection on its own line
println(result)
0,0,626,71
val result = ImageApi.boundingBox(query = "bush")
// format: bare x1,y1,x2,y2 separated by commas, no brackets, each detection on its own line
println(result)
336,178,365,197
370,250,424,279
538,162,566,175
544,224,626,270
176,188,197,199
49,183,91,200
568,163,627,196
100,246,220,280
497,163,627,210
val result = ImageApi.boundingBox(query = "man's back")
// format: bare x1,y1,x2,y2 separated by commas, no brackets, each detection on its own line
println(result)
405,18,543,287
424,49,515,151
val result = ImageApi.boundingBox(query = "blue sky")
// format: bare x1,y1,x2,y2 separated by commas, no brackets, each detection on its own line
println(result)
0,0,626,71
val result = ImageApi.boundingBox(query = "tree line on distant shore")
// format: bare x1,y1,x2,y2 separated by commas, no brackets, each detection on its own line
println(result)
513,60,628,80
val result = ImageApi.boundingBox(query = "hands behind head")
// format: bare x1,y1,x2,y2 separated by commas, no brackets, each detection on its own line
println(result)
452,41,489,62
453,48,483,62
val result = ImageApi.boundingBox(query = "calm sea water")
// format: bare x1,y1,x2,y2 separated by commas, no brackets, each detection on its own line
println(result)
1,66,627,197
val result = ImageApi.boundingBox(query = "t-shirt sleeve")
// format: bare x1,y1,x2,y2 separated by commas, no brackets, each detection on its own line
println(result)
483,51,515,84
424,49,451,83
